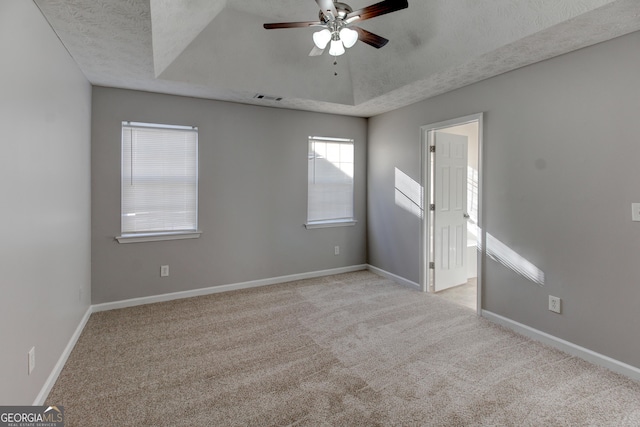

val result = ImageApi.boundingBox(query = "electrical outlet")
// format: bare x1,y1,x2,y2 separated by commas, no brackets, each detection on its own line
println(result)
28,347,35,375
160,265,169,277
334,246,340,255
549,295,561,314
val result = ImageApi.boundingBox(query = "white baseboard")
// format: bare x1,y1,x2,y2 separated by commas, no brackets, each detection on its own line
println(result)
92,264,368,312
367,264,421,290
33,306,92,405
35,265,367,403
482,310,640,382
42,270,638,406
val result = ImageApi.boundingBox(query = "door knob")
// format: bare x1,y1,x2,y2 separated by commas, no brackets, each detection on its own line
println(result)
463,213,470,218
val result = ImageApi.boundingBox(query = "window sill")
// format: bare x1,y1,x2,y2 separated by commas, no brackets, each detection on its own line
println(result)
116,230,202,244
304,220,357,229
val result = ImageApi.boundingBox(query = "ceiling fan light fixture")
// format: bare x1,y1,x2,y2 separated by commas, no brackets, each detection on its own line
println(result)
329,38,346,56
339,27,358,48
313,29,332,49
264,0,408,56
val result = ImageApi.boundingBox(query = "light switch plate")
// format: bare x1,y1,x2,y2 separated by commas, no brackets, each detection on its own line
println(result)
632,203,640,222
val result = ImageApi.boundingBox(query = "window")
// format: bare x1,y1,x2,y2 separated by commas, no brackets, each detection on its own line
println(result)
116,121,200,243
306,136,356,229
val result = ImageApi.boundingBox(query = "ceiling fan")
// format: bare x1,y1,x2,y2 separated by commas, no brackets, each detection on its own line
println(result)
263,0,409,57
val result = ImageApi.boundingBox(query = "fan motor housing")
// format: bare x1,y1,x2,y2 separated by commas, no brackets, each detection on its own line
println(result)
319,2,353,23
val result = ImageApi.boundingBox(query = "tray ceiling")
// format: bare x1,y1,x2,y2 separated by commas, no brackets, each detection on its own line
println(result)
34,0,640,117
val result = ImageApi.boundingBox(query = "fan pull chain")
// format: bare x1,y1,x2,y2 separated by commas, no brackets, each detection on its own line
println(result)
334,58,338,76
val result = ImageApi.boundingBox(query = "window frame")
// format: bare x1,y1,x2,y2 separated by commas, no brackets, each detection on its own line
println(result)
305,136,357,230
116,121,201,244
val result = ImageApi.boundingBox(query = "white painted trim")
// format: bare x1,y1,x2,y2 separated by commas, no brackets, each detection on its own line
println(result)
367,264,421,290
35,266,369,403
482,310,640,382
33,306,93,405
304,220,357,229
34,274,640,406
420,113,484,314
476,115,484,314
93,265,368,312
116,230,202,244
420,114,484,133
419,127,429,293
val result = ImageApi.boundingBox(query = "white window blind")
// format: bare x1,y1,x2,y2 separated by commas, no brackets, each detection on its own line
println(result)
307,136,355,226
121,122,198,236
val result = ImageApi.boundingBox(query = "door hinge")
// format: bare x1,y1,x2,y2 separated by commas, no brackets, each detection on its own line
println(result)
429,204,435,211
429,262,435,269
429,145,436,153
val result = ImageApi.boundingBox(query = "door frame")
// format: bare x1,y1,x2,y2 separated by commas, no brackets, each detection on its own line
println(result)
419,113,484,314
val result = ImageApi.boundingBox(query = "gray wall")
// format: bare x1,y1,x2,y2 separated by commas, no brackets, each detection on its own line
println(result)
0,1,92,404
92,88,367,304
368,31,640,368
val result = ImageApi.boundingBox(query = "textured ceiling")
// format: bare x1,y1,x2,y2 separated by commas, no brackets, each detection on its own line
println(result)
34,0,640,117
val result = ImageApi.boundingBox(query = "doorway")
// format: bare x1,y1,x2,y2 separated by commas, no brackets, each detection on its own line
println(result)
420,114,483,313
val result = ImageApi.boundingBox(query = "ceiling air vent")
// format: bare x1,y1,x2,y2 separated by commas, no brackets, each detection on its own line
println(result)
254,94,283,101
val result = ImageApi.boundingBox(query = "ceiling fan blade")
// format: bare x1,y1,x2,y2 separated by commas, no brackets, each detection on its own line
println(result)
264,21,322,29
354,27,389,48
316,0,338,21
346,0,408,23
309,45,325,56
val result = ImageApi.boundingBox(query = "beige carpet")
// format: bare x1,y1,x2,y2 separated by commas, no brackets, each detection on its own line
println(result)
47,271,640,426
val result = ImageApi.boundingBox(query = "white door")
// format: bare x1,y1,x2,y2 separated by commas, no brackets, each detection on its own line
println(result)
433,131,468,292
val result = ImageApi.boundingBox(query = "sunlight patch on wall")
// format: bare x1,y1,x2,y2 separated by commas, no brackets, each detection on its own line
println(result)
394,168,423,218
481,231,545,286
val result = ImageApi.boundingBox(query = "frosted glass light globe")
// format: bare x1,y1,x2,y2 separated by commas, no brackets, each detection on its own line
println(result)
329,39,345,56
339,27,358,48
313,29,331,49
